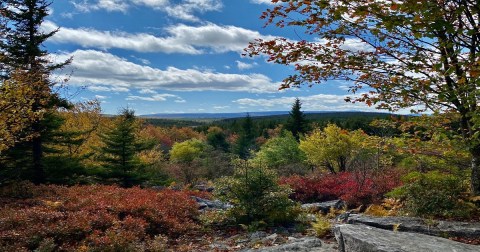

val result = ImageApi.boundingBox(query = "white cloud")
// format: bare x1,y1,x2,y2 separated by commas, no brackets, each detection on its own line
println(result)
43,21,275,54
88,85,130,92
72,0,131,12
131,55,151,65
234,94,381,111
127,93,182,102
139,88,157,94
54,50,281,93
164,0,222,22
250,0,274,4
236,61,258,70
94,95,107,99
71,0,220,22
314,37,373,52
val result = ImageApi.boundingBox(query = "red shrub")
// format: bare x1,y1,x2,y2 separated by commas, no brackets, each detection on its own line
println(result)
280,170,403,206
279,175,337,202
0,184,199,250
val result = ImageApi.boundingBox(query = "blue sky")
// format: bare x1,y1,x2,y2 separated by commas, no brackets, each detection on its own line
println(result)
44,0,379,115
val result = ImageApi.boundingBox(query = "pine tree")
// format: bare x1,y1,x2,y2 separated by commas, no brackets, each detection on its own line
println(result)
234,113,256,159
285,98,308,141
0,0,70,184
97,109,152,187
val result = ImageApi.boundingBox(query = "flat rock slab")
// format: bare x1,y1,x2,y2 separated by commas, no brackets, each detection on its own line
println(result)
301,200,345,214
347,214,480,238
334,224,480,252
241,237,337,252
191,196,232,210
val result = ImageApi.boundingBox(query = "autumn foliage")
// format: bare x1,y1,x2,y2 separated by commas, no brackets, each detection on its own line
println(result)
280,170,403,206
0,183,199,251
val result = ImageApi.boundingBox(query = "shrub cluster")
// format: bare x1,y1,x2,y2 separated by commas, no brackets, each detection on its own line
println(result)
280,170,402,206
215,163,299,226
0,183,199,251
388,171,475,218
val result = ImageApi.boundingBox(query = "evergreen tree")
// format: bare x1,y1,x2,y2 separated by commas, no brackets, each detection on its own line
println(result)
285,98,308,141
206,126,229,152
0,0,70,184
97,109,151,187
234,113,256,159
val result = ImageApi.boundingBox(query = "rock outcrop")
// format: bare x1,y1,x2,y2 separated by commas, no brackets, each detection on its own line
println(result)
346,214,480,238
301,200,345,214
191,196,232,210
241,237,337,252
334,224,480,252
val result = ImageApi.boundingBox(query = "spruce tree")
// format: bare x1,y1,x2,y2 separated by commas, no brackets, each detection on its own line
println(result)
234,113,256,159
97,109,151,187
285,98,308,141
0,0,70,184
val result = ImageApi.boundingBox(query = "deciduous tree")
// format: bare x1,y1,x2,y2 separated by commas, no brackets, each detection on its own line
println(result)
251,131,307,175
246,0,480,194
0,71,41,153
300,124,363,173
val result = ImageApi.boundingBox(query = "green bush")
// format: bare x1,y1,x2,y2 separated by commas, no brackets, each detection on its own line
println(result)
388,171,472,218
215,161,299,226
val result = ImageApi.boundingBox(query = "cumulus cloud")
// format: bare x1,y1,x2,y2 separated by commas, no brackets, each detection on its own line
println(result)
314,37,373,52
236,61,258,70
164,0,222,22
139,88,157,94
250,0,274,4
43,21,275,54
71,0,221,21
94,95,107,99
54,50,281,93
88,85,130,92
234,94,380,111
127,93,184,102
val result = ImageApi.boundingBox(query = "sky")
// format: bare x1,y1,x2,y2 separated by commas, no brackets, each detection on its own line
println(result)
43,0,382,115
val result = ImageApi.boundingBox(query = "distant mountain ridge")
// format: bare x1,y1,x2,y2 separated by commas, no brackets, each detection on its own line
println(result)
140,111,395,119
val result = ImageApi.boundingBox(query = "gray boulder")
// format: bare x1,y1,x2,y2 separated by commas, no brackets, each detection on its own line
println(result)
241,237,337,252
191,196,232,210
301,200,345,214
193,184,214,192
347,214,480,238
334,224,480,252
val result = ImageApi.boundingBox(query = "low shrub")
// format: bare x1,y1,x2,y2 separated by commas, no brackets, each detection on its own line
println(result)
280,170,402,206
364,204,390,217
0,183,199,251
215,163,299,226
388,171,474,218
312,216,332,238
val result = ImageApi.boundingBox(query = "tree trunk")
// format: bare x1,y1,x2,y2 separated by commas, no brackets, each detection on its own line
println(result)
471,145,480,195
325,162,336,174
338,156,347,172
31,122,44,184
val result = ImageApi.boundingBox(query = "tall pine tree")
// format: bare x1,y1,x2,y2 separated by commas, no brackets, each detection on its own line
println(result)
0,0,70,184
285,98,308,141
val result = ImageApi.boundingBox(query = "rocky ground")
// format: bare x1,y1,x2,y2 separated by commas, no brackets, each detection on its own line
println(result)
168,228,338,252
179,198,480,252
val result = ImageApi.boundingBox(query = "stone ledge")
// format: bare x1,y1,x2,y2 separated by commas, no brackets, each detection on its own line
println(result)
334,224,480,252
346,214,480,238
